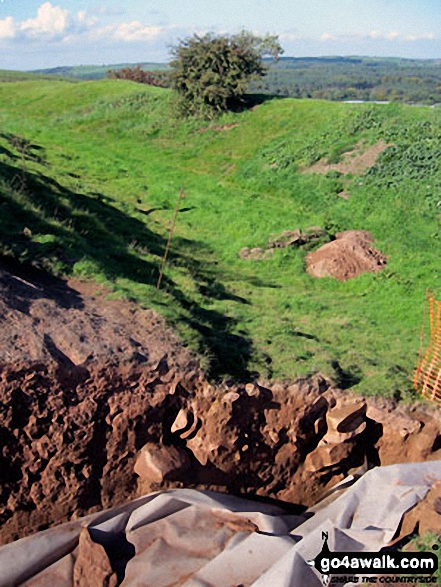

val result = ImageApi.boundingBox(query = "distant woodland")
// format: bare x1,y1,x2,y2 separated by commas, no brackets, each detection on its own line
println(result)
251,56,441,104
31,56,441,104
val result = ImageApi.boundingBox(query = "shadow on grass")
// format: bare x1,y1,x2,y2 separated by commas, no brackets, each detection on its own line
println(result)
242,92,286,108
0,147,256,381
222,92,285,115
0,132,47,165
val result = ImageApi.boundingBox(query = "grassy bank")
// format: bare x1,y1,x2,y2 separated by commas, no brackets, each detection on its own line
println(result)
1,78,440,396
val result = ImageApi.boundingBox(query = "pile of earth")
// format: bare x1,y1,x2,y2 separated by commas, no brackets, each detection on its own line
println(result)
0,258,439,547
306,229,387,281
239,227,387,281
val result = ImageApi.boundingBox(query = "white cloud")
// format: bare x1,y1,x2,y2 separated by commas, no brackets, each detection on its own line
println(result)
89,6,127,17
0,16,16,39
320,30,437,43
111,22,165,43
321,32,336,41
76,11,98,29
20,2,69,37
405,32,435,42
77,11,96,26
5,2,438,66
0,2,173,46
279,32,304,42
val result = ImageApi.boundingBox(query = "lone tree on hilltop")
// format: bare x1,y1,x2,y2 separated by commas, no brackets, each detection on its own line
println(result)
169,31,283,118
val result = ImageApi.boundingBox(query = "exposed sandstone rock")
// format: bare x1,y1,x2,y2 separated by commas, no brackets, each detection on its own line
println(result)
134,443,192,486
326,398,367,433
239,227,329,261
267,227,327,249
171,408,191,434
171,406,202,440
304,399,367,472
238,247,273,260
73,529,117,587
2,260,441,549
391,481,441,545
304,442,353,472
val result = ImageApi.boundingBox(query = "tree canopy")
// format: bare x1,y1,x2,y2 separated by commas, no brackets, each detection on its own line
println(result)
169,31,283,118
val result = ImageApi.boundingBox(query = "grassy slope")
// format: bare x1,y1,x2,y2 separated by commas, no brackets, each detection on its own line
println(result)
0,78,440,396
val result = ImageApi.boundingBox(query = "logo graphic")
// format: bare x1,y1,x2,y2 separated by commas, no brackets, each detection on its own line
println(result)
306,532,438,585
307,531,331,586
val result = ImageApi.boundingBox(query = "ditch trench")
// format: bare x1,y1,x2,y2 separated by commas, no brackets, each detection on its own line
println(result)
1,260,441,547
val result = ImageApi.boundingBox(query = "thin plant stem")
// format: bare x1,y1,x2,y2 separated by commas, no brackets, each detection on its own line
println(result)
157,188,185,290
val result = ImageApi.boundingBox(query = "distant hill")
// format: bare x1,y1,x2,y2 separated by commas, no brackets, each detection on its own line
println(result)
29,62,169,81
27,56,441,104
0,69,75,83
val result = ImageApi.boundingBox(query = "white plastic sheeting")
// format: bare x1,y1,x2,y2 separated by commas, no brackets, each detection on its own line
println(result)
1,461,440,587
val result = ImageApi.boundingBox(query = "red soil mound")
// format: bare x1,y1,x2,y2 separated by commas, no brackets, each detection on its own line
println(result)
306,230,387,281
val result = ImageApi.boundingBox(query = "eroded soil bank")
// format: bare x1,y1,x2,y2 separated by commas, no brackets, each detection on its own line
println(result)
1,259,440,545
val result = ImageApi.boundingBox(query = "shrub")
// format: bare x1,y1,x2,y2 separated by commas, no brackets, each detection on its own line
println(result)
169,31,283,118
107,65,169,87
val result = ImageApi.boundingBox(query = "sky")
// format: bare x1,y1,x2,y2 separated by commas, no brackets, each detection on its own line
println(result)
1,0,441,70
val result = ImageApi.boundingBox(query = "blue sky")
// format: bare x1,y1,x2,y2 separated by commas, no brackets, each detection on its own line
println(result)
1,0,441,70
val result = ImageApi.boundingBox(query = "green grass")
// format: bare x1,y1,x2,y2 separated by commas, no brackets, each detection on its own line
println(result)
1,78,440,396
405,533,441,585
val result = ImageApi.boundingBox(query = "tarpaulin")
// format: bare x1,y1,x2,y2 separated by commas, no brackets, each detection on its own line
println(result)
1,461,440,587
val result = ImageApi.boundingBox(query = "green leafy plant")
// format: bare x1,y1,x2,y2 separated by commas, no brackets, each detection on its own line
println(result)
169,31,283,118
404,532,441,586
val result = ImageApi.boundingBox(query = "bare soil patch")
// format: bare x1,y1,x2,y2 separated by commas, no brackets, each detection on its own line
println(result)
0,258,439,547
306,229,387,281
195,123,239,133
304,139,391,176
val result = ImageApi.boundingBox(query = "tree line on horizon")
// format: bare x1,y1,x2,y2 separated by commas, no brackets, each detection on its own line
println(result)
101,34,441,113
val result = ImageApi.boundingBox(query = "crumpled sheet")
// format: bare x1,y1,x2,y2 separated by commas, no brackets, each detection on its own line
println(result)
1,461,440,587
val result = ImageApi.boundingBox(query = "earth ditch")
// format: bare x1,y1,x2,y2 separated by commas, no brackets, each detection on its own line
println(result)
0,258,440,546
